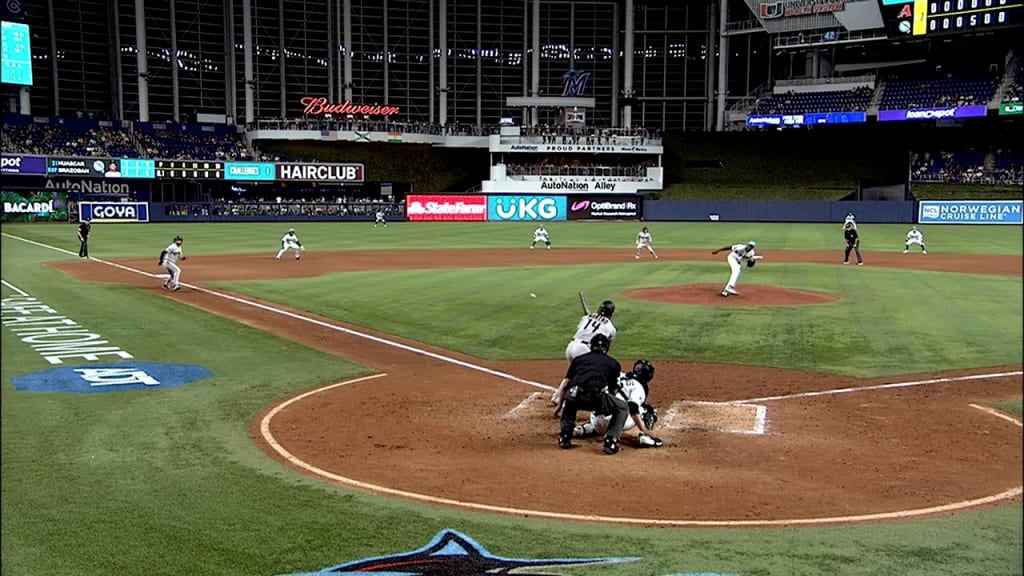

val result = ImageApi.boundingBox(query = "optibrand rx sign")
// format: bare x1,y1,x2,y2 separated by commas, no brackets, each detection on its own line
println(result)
487,195,567,221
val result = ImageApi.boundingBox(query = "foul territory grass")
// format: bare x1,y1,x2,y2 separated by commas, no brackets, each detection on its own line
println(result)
2,223,1021,576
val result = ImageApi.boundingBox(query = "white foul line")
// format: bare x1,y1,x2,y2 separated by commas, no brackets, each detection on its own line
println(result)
736,370,1024,404
1,279,29,296
8,232,1023,528
0,231,552,393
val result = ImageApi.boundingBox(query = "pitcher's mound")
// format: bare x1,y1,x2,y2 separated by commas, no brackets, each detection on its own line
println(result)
623,283,839,306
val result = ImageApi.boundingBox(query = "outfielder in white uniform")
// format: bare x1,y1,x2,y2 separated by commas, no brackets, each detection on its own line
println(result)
843,212,857,230
159,235,185,291
530,224,551,249
574,359,663,448
565,300,616,362
711,240,761,297
903,226,927,254
275,228,303,260
374,211,388,227
635,226,657,259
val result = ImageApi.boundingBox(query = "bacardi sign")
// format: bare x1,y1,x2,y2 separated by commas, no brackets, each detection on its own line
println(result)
301,97,400,117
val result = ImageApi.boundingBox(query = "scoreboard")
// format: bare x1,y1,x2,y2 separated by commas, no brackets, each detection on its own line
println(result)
879,0,1023,37
155,160,224,179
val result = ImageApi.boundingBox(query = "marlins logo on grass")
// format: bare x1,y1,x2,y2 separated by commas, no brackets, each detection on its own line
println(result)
281,529,639,575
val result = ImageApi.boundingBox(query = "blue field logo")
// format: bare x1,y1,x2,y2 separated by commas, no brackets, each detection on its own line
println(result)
11,362,213,393
279,528,737,576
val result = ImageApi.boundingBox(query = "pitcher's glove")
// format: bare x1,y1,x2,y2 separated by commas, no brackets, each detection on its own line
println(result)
641,404,658,431
747,259,755,268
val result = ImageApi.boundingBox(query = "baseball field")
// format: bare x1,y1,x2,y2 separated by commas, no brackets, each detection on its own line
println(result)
2,220,1021,576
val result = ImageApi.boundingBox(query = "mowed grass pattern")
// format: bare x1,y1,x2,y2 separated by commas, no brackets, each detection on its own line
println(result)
2,221,1022,576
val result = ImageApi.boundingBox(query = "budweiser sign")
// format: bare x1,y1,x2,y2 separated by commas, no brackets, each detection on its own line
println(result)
300,97,400,117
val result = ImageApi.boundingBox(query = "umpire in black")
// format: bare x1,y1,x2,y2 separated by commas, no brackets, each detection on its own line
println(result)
77,218,91,259
553,333,628,454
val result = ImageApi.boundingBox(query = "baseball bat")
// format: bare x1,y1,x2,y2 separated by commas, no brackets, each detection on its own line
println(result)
579,291,590,315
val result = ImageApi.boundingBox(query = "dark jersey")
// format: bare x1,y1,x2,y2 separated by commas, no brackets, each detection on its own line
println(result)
564,351,621,393
78,222,91,239
844,228,859,245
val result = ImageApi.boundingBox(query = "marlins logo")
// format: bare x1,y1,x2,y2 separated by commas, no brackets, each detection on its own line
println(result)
561,67,591,97
282,529,640,575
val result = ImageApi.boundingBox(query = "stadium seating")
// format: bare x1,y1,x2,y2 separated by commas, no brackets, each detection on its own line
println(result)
751,87,873,115
879,76,997,110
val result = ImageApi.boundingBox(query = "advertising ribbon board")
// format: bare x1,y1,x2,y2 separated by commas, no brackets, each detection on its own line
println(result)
80,202,151,223
406,195,487,221
567,196,643,220
918,200,1022,224
1,191,69,222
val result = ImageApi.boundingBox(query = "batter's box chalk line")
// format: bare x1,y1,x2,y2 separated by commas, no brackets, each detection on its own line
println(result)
662,400,767,435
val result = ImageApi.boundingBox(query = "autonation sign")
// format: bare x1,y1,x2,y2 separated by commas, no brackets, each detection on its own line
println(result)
918,201,1022,224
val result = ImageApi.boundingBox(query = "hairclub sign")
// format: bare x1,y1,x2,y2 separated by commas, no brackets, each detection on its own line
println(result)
300,97,400,117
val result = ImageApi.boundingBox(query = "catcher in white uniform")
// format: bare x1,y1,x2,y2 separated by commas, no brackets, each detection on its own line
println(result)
275,228,303,260
530,224,551,249
573,359,663,448
712,240,762,297
903,226,927,254
634,226,658,259
158,235,186,291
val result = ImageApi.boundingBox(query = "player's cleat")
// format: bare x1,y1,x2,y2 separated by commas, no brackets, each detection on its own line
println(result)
558,434,572,449
843,261,849,265
857,262,864,266
602,436,619,455
903,250,908,254
172,285,181,292
546,245,550,250
635,255,640,259
922,250,928,254
720,291,729,297
530,246,534,250
638,433,663,447
725,286,739,295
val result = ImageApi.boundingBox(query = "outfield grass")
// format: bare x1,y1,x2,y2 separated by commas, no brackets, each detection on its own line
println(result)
2,222,1021,576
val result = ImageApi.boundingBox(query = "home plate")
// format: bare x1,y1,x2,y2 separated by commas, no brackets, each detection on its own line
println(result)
661,400,767,434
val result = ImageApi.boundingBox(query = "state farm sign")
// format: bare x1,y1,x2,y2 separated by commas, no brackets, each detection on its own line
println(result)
406,195,487,221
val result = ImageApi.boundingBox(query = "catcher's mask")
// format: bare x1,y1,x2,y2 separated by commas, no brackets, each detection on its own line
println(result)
597,300,615,318
589,333,610,353
631,360,655,384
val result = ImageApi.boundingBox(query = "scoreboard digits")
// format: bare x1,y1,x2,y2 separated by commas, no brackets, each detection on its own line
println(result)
154,160,224,179
880,0,1022,36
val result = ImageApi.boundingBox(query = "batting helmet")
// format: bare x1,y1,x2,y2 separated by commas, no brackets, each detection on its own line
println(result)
597,300,615,318
173,235,183,242
631,360,655,384
589,333,610,353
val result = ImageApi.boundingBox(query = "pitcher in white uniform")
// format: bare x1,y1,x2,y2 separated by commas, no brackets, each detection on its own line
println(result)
711,240,760,297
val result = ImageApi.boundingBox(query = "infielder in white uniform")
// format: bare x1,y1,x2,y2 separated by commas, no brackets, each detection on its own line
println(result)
574,359,663,448
843,212,857,230
275,228,303,260
634,226,657,259
159,235,186,291
711,240,761,297
530,224,551,249
903,226,927,254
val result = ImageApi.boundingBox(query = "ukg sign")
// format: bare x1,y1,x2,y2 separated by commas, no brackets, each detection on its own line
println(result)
405,195,487,221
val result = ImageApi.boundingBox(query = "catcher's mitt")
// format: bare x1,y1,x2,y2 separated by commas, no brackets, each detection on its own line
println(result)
746,259,755,268
641,404,658,431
